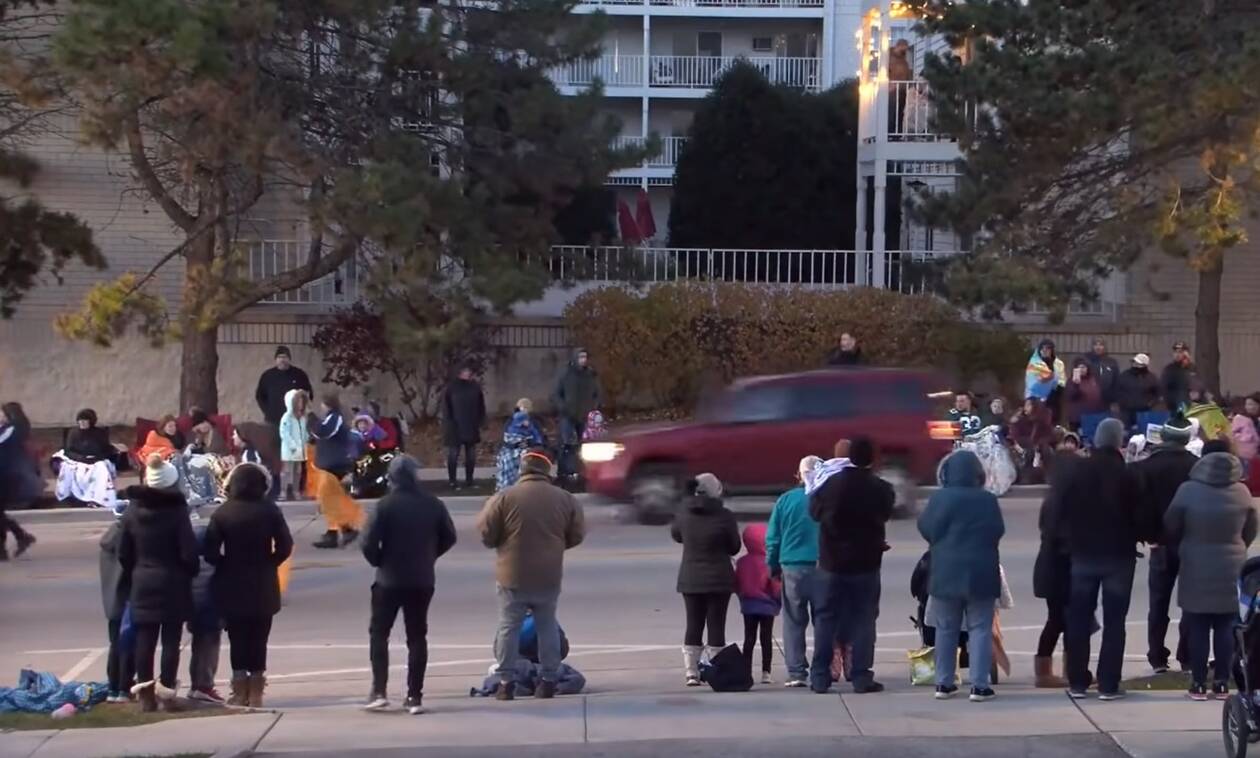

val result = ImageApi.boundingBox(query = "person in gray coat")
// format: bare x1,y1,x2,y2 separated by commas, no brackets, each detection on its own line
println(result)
1163,452,1259,699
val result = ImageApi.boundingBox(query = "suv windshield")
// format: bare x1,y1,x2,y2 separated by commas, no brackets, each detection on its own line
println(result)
701,375,931,423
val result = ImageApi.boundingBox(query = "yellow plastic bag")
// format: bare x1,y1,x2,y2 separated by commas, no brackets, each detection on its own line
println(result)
907,646,960,686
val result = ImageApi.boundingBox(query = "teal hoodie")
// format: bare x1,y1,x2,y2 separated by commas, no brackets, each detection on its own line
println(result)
765,486,819,570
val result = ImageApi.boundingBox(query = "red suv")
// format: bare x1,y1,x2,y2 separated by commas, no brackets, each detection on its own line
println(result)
580,368,954,523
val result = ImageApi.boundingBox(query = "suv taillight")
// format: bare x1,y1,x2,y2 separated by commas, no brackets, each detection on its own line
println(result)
927,420,960,441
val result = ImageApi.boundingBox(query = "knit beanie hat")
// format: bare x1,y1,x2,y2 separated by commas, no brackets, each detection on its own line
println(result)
693,472,723,499
145,453,179,490
1162,415,1194,444
849,438,876,468
521,448,554,478
1094,417,1126,450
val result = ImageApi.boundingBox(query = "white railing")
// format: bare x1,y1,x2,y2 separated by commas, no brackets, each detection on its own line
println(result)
649,55,820,90
578,0,824,6
244,240,361,305
877,80,977,142
549,246,874,287
612,135,689,167
548,55,644,87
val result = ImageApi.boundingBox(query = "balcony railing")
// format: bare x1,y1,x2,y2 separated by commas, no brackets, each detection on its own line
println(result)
873,80,978,143
612,135,688,168
578,0,823,6
549,246,877,286
649,55,820,90
245,240,362,305
549,55,644,88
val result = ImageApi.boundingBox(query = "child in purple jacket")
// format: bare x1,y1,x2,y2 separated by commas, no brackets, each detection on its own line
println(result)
735,523,782,684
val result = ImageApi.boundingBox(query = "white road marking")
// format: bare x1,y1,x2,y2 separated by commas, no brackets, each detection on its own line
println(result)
60,647,106,681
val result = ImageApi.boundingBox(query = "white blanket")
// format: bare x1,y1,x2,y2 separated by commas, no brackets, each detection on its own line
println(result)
804,457,853,495
52,452,117,509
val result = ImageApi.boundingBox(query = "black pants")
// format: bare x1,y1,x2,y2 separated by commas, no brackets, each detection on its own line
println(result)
0,508,29,551
446,444,476,485
1148,546,1188,669
682,592,730,648
369,584,435,700
1184,611,1234,687
1038,598,1066,657
134,621,183,688
742,614,774,674
106,618,134,694
225,616,274,673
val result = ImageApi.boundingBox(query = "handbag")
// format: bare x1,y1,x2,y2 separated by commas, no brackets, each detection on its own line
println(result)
699,644,753,692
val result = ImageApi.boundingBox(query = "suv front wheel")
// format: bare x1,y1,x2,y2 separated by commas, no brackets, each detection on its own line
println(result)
620,464,683,525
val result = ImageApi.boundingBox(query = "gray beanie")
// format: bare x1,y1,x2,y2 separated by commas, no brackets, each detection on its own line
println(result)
1094,417,1126,450
1162,415,1194,445
694,473,723,499
387,454,422,490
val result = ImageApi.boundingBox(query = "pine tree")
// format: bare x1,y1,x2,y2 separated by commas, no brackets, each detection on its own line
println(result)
905,0,1260,390
44,0,635,410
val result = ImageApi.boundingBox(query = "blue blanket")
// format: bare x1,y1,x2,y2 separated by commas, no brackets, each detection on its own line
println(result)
0,669,108,713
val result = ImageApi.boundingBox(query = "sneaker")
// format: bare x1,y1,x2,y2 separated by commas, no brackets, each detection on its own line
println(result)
685,675,701,687
1214,683,1230,700
969,687,996,702
1151,663,1170,675
1067,689,1088,700
188,687,225,705
312,530,340,549
1188,684,1208,702
14,533,35,558
761,672,774,685
106,692,128,704
534,680,556,699
935,685,959,700
784,679,808,689
363,694,389,711
1098,690,1127,701
403,696,424,715
853,680,885,694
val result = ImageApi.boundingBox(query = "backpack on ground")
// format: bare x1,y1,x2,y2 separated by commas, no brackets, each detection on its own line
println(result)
699,644,753,692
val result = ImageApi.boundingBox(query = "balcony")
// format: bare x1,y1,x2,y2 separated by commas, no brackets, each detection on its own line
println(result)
549,55,821,92
863,80,977,145
245,240,362,306
612,135,688,168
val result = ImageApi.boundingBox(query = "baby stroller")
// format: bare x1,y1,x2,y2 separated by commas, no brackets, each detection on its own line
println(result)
910,551,1000,685
1224,557,1260,757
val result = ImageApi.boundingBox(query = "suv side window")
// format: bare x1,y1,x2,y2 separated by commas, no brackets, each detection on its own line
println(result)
788,383,856,420
719,385,794,423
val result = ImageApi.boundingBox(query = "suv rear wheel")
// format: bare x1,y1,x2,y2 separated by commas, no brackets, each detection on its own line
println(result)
620,464,683,525
879,464,919,520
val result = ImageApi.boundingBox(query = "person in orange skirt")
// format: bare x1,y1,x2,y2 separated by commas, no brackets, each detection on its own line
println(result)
310,393,363,548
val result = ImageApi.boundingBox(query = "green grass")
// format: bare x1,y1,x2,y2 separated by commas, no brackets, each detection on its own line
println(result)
1121,670,1193,691
0,700,243,731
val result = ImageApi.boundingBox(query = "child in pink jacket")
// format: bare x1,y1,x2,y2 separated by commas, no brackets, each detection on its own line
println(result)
1231,396,1260,470
735,523,782,684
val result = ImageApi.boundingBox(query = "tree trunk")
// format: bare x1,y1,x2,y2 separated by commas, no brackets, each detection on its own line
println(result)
180,324,220,413
1194,265,1222,393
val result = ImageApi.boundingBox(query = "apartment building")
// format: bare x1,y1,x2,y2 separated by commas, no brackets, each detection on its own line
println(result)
549,0,863,240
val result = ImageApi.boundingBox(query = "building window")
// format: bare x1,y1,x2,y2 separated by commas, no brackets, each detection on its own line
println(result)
752,37,773,53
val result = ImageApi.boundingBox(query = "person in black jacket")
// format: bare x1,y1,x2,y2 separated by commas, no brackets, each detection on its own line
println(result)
361,455,457,714
0,401,38,560
671,473,741,687
65,408,114,463
98,511,133,702
1052,418,1142,700
311,393,362,549
1115,354,1161,429
120,455,200,712
1084,339,1121,408
1131,416,1198,673
1160,341,1196,413
254,346,314,426
443,366,486,489
808,437,895,694
204,462,294,709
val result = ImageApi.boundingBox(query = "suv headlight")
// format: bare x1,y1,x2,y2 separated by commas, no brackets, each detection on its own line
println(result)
580,442,624,463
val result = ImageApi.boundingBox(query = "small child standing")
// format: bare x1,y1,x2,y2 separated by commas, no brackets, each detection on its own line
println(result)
735,523,781,684
278,390,309,501
187,522,224,704
98,505,133,702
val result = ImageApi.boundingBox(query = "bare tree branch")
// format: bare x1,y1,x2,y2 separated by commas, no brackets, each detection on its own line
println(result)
124,116,196,231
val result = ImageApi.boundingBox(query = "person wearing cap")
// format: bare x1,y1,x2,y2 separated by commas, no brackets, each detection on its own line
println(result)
1131,415,1199,673
255,346,313,427
765,456,824,688
119,454,200,712
360,455,457,715
1116,353,1160,429
1161,341,1196,413
808,437,895,694
1051,418,1142,700
672,473,741,687
477,448,585,700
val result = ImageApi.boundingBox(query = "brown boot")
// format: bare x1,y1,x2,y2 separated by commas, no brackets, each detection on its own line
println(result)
228,675,249,707
246,673,266,708
134,683,157,713
1034,656,1067,688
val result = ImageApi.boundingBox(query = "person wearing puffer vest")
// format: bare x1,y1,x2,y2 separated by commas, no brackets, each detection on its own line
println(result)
1163,452,1259,699
735,523,781,684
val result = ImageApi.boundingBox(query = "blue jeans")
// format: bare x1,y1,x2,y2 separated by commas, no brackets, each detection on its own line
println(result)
1066,556,1135,694
494,586,561,683
809,570,881,692
1183,611,1234,687
931,596,995,690
781,565,816,681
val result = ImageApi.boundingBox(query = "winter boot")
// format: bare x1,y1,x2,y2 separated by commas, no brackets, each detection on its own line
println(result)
132,681,158,713
312,530,340,549
14,531,35,558
155,680,180,712
339,528,360,548
246,673,266,708
1034,656,1067,689
683,646,702,686
228,673,249,707
495,681,515,701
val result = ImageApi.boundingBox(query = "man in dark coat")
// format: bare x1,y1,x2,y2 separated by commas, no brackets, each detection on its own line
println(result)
1160,341,1196,413
361,455,457,714
1084,338,1121,408
1115,353,1161,429
1131,416,1198,673
254,346,313,495
826,332,863,367
1052,418,1142,699
551,349,601,479
443,365,486,489
807,437,894,694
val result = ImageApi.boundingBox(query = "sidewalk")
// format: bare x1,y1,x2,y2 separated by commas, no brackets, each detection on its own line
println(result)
0,686,1221,758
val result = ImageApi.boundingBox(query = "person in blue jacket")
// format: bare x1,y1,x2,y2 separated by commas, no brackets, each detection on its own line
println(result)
917,450,1006,703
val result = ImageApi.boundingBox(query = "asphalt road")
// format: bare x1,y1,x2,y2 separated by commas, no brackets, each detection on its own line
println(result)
0,494,1176,710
